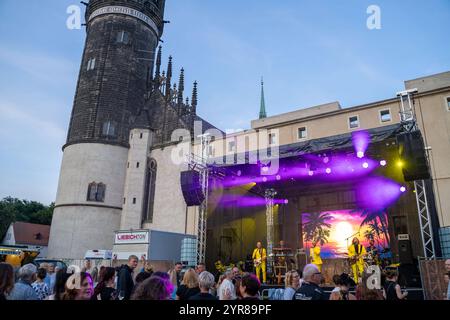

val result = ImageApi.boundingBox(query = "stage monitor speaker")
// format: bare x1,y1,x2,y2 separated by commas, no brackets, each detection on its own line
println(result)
398,238,414,265
396,131,430,181
180,170,205,206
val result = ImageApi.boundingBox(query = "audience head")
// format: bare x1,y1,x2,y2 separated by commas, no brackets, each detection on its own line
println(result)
53,269,70,300
175,262,183,273
384,268,399,281
196,263,206,274
18,264,37,283
63,272,94,300
36,268,47,281
239,274,260,298
182,268,199,289
135,271,153,284
131,276,171,300
302,264,322,285
0,262,15,296
285,270,300,289
198,271,215,291
128,255,139,270
445,259,450,272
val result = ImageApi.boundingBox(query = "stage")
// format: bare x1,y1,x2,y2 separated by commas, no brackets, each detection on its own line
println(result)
203,124,438,285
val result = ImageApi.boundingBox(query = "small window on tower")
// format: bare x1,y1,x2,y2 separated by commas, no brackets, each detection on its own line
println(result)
87,182,106,202
116,31,130,44
446,97,450,111
87,58,96,71
269,133,277,145
102,121,117,138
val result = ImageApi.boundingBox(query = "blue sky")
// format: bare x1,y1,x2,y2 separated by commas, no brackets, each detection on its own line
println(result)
0,0,449,204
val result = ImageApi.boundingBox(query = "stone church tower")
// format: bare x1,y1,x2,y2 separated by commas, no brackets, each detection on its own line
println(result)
48,0,167,259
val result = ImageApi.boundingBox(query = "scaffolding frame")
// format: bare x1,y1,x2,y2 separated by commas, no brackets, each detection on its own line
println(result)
397,89,436,259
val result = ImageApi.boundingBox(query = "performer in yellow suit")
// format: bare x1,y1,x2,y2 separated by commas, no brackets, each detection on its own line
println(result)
309,241,323,272
252,241,267,283
348,237,366,283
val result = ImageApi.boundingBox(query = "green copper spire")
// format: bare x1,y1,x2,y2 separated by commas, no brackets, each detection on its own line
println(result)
259,77,267,119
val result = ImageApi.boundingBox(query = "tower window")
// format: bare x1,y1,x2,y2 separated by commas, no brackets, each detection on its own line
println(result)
133,198,137,204
298,127,307,139
116,31,130,44
137,162,140,168
348,116,360,129
446,97,450,111
102,121,117,138
87,182,106,202
86,58,96,71
143,159,157,223
207,145,214,157
380,109,391,122
140,133,143,139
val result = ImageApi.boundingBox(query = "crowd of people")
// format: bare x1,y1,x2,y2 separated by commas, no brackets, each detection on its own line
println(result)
1,256,449,301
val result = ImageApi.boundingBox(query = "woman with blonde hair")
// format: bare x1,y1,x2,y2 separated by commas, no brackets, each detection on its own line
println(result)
283,270,301,300
176,268,200,300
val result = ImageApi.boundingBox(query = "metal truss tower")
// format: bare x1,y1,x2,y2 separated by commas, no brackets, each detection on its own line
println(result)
397,89,436,259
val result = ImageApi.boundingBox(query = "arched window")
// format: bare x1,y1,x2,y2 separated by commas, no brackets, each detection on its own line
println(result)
142,159,157,223
87,182,106,202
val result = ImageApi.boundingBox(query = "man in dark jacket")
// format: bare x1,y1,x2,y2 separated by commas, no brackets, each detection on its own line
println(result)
117,255,138,300
293,264,326,300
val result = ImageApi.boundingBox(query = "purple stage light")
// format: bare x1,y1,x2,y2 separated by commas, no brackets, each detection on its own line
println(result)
352,130,370,159
326,168,332,174
400,186,406,193
276,175,281,181
380,160,387,166
362,162,369,169
262,177,268,182
323,157,330,164
308,170,314,176
284,199,289,204
356,177,405,210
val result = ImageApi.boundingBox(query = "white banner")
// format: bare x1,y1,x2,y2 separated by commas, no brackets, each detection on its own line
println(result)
114,231,149,245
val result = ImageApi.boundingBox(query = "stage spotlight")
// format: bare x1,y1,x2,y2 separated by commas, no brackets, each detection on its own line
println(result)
357,151,365,159
284,199,289,204
396,160,404,168
380,160,387,166
276,175,281,181
237,170,242,176
308,170,314,176
262,177,268,182
362,162,369,169
326,168,332,174
323,156,330,164
400,186,406,193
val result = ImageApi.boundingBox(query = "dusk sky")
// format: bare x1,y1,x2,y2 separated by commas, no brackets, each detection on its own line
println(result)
0,0,449,204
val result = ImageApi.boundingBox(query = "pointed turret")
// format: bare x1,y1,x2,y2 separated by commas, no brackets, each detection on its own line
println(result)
165,56,173,99
154,46,162,83
259,77,267,119
177,68,185,105
191,81,198,114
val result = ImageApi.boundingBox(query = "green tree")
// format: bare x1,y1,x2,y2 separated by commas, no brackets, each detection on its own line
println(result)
0,197,54,240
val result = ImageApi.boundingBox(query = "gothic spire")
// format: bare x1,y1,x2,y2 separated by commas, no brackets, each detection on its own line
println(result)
177,68,185,105
191,81,198,114
259,77,267,119
165,56,173,99
155,45,162,80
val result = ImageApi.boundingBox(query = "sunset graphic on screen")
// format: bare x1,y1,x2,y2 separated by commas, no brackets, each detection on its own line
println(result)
302,209,389,259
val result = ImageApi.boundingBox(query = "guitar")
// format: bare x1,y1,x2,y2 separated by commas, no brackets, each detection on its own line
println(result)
253,258,262,268
348,254,366,265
